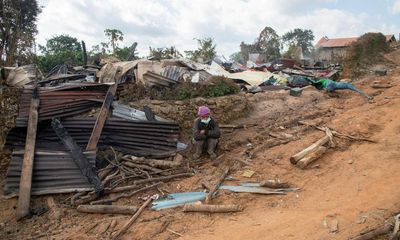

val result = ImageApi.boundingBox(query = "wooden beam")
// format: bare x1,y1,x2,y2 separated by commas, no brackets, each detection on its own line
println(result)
16,90,40,220
86,66,123,151
51,118,104,195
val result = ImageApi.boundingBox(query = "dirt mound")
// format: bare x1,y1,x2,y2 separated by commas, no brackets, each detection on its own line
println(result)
384,47,400,66
343,33,390,78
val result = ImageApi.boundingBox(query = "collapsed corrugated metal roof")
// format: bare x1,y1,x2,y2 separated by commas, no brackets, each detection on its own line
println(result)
6,64,42,87
8,117,180,157
4,149,96,197
17,84,108,121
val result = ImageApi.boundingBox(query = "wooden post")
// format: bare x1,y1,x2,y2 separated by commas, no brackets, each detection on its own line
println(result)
77,205,138,215
16,89,40,220
112,197,152,239
290,135,330,164
205,167,230,204
183,204,242,213
86,66,123,151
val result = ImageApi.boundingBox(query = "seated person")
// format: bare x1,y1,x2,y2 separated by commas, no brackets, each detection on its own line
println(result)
192,106,220,160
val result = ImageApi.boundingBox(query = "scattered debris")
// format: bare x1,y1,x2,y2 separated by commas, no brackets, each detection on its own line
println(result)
242,170,255,178
152,192,207,210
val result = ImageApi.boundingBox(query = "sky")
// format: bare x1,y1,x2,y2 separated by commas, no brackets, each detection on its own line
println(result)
36,0,400,58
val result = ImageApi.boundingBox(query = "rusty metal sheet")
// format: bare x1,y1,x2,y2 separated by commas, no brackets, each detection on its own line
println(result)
4,149,96,197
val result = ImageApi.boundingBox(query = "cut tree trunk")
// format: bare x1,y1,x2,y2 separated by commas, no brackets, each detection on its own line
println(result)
290,135,330,164
296,146,327,169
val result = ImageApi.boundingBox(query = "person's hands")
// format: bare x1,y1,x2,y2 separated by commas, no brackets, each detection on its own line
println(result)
200,130,206,135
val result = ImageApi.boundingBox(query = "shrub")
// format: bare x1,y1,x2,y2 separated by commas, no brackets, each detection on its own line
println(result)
343,33,389,78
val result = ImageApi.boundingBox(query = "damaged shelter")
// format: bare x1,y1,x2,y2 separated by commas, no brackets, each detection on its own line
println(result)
315,34,397,64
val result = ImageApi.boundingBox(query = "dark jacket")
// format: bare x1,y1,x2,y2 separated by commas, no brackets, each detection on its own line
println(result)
193,117,220,141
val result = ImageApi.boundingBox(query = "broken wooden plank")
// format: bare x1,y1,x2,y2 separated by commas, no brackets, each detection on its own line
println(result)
112,197,153,240
51,118,104,195
290,135,330,164
86,66,123,151
205,167,230,204
183,204,242,213
296,146,327,169
16,89,40,220
77,205,138,215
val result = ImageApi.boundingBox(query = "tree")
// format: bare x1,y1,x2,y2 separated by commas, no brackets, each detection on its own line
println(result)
185,37,216,62
0,0,41,66
229,52,244,64
104,29,123,54
149,46,180,60
282,28,314,55
254,26,281,61
37,34,83,73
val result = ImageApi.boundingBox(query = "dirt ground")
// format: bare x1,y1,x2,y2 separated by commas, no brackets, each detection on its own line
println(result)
1,62,400,239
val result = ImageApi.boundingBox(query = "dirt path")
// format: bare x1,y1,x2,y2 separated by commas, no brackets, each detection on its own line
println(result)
180,71,400,240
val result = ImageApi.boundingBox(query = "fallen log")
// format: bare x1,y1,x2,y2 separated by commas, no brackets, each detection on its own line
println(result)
371,83,392,89
77,205,138,215
259,179,290,188
183,204,242,213
122,156,182,169
296,146,327,169
112,197,152,240
17,90,40,220
122,161,163,173
205,167,230,204
290,135,330,164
